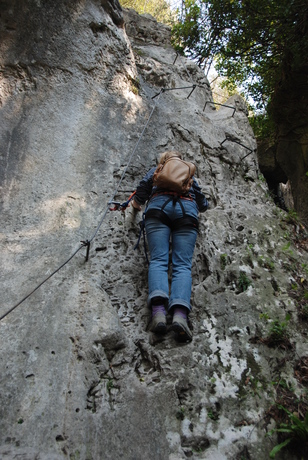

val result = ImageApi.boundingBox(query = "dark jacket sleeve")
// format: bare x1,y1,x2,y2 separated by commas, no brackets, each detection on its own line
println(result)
192,178,208,212
134,167,156,205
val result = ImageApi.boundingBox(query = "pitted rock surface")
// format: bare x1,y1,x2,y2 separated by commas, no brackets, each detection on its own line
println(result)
1,1,308,459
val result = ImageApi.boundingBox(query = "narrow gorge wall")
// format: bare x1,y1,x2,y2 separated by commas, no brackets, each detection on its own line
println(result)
1,2,308,459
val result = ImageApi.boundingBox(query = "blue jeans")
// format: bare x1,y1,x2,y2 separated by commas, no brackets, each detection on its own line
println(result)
145,195,198,311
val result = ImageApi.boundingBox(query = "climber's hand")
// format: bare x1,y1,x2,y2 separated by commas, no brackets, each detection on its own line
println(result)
131,199,142,211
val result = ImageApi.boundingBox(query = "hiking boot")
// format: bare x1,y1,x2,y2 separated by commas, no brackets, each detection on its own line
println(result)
171,315,192,342
149,312,167,334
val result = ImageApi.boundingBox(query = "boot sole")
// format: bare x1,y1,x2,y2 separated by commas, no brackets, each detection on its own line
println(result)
150,322,167,334
172,322,192,342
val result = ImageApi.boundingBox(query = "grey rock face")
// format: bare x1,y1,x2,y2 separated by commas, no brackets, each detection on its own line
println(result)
1,2,308,460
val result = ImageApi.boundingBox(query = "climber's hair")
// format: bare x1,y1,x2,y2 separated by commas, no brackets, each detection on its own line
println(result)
158,150,182,165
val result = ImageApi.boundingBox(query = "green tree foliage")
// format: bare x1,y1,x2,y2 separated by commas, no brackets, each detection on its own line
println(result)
120,0,177,25
172,0,308,110
248,112,276,141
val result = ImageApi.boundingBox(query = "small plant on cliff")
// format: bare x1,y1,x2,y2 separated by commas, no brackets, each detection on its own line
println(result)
176,407,186,420
268,314,290,344
220,253,227,270
107,378,114,392
258,173,266,182
268,406,308,458
302,264,308,277
127,75,140,95
260,312,270,321
285,209,299,225
207,408,219,421
301,304,308,320
282,241,294,257
299,290,308,320
258,255,275,272
237,272,252,292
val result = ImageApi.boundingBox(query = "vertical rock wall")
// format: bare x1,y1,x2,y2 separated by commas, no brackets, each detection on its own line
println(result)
1,2,308,459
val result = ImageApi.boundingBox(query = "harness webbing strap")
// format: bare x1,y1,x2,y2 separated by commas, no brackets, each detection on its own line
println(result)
146,195,199,232
134,213,149,264
145,208,199,232
134,195,198,262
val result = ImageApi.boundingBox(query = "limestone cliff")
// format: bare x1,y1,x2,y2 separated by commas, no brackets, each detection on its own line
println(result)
1,1,308,459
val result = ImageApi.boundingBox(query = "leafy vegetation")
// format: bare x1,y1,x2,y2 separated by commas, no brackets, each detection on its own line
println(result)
264,355,308,458
220,253,227,270
248,112,276,141
268,406,308,458
107,378,114,392
285,209,299,225
207,408,219,420
127,75,140,95
237,271,252,292
172,0,308,111
256,313,293,349
176,406,186,420
288,266,308,321
258,255,275,272
119,0,176,25
268,315,290,344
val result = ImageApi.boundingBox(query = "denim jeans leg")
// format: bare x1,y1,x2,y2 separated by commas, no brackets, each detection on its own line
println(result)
169,227,198,311
145,218,171,307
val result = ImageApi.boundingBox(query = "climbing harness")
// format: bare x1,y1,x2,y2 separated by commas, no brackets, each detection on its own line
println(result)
133,193,199,264
145,194,199,232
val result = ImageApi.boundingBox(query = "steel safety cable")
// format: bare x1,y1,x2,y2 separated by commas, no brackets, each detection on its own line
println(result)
0,90,163,322
87,89,163,244
0,245,83,322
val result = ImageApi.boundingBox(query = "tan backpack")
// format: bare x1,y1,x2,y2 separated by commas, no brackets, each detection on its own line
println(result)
153,156,196,194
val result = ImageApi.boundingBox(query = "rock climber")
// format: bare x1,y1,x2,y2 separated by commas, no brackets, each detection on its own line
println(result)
132,151,208,342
